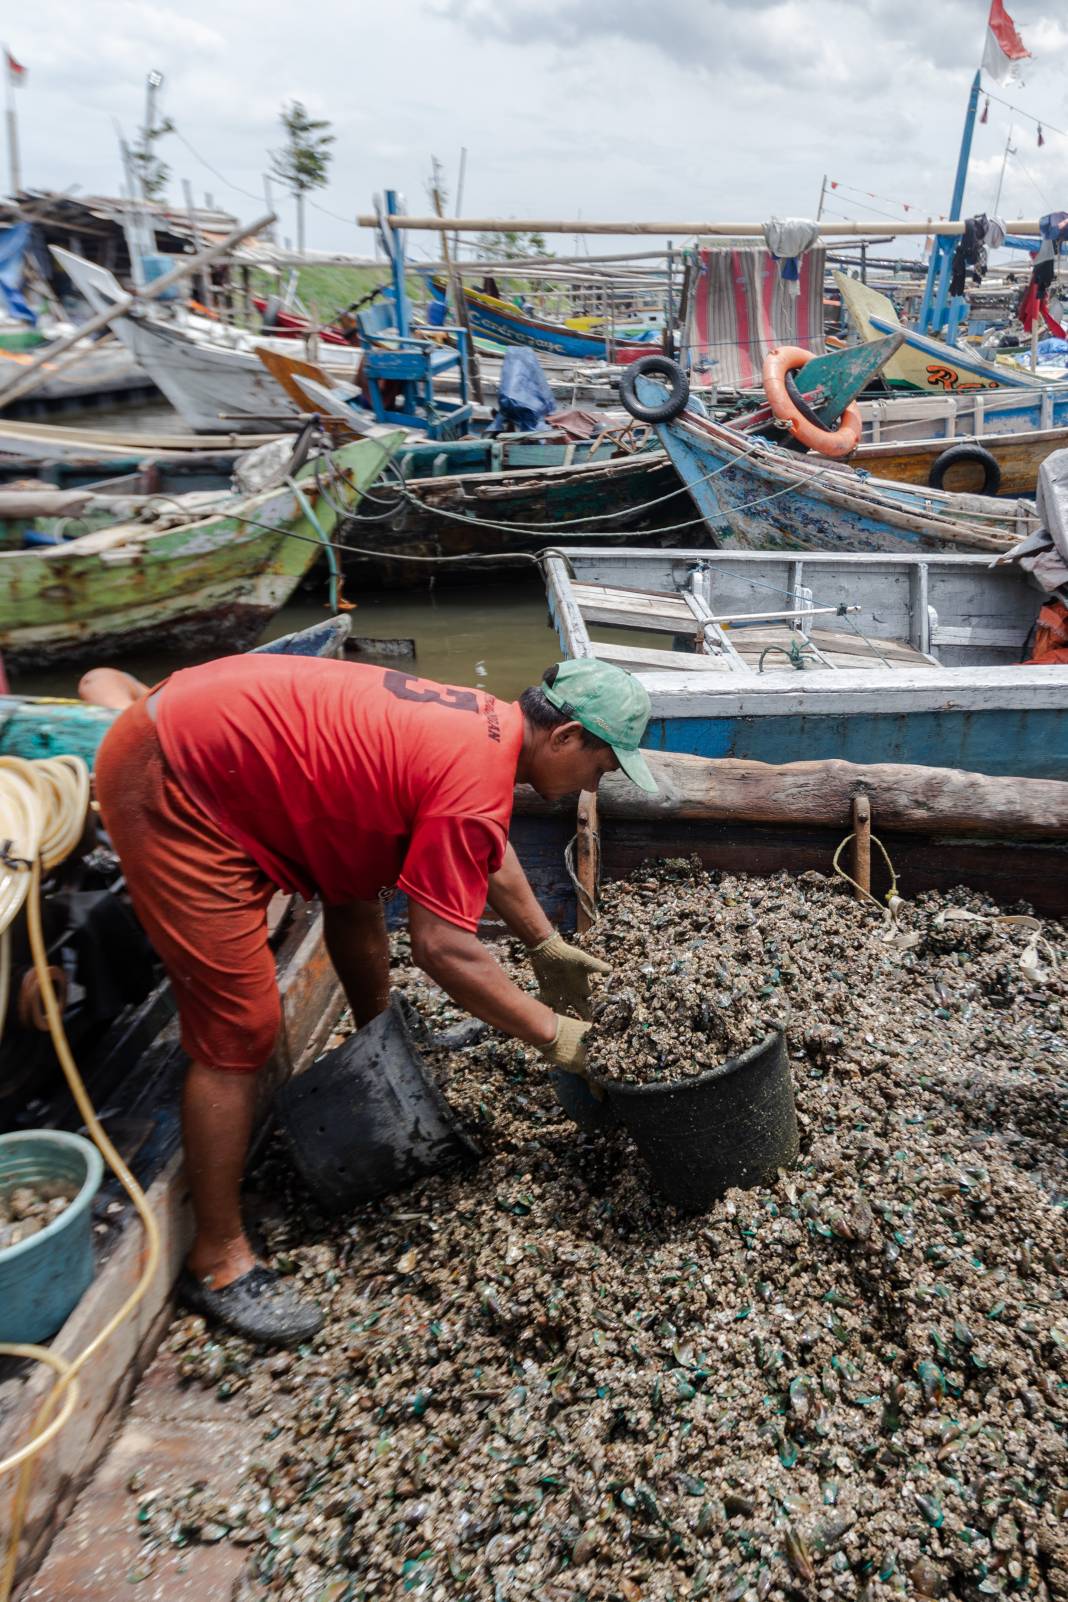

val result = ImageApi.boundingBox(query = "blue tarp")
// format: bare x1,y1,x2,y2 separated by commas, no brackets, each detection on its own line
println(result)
491,346,556,433
0,224,36,325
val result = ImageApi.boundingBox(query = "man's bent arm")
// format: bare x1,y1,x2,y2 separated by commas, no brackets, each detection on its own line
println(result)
323,899,392,1028
408,899,557,1044
486,843,554,947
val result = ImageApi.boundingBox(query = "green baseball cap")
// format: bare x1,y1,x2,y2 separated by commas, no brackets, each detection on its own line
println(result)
542,658,658,793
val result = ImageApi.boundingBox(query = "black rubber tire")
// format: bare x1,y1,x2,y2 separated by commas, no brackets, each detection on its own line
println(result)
619,355,690,423
928,442,1002,497
784,369,836,432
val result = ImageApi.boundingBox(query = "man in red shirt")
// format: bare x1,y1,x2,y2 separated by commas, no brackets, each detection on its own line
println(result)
95,654,656,1344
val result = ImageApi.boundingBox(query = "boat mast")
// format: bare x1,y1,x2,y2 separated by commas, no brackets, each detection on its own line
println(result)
917,69,982,339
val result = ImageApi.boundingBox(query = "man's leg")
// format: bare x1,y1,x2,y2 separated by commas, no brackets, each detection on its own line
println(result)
182,1062,260,1287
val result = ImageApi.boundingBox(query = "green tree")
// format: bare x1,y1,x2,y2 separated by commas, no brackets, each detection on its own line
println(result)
130,116,174,202
270,101,335,256
474,229,551,262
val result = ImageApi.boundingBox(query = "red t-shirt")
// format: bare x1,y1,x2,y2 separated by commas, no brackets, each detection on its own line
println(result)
154,655,524,930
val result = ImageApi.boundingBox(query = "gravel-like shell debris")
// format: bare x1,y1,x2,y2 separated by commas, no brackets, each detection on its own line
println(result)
129,864,1066,1601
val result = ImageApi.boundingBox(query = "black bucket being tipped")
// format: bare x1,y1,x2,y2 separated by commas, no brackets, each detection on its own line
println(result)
594,1027,798,1211
275,993,479,1214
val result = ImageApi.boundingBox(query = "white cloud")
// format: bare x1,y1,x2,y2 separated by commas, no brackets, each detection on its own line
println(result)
6,0,1066,259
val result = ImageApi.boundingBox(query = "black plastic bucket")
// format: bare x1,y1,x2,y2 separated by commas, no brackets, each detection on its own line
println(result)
275,993,480,1214
551,1069,618,1135
596,1028,798,1210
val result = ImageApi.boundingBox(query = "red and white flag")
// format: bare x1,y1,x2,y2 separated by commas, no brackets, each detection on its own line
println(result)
982,0,1030,85
5,49,26,86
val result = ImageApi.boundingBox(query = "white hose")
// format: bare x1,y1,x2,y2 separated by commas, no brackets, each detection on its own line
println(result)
0,756,161,1602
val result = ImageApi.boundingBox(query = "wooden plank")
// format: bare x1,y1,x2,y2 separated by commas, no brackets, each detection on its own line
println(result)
572,582,692,616
727,626,937,668
545,557,594,658
588,639,732,672
593,751,1068,839
576,597,700,636
635,664,1066,718
931,624,1031,649
4,903,343,1593
575,791,599,933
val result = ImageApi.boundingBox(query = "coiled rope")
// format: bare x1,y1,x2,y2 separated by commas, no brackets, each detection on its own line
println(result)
0,757,161,1602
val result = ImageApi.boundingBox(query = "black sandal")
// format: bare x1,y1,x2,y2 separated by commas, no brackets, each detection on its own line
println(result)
177,1264,323,1347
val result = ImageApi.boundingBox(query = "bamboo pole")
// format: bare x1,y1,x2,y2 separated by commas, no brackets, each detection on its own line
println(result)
0,212,276,410
356,215,1044,239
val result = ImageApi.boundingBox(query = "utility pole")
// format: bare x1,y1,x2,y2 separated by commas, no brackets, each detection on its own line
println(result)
141,69,163,203
263,174,276,242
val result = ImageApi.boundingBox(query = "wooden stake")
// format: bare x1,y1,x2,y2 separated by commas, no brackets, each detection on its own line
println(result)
852,793,872,900
575,790,600,934
431,175,483,405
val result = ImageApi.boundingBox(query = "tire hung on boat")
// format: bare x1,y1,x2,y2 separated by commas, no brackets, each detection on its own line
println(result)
762,345,861,459
927,442,1002,497
619,355,690,423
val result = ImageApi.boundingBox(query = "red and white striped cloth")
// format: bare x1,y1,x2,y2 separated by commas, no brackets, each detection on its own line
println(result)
681,246,826,392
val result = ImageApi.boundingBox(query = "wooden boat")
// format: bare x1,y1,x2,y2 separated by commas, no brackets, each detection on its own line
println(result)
856,381,1068,441
633,379,1034,557
544,546,1066,778
53,247,366,433
0,616,350,1595
852,421,1068,497
252,347,693,579
0,338,159,417
0,417,286,494
461,284,659,364
348,447,688,584
0,432,399,669
836,274,1046,393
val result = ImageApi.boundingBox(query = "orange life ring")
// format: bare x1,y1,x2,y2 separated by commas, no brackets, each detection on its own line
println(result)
762,345,861,459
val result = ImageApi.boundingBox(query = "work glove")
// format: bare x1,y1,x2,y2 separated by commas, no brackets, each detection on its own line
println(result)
537,1014,592,1072
527,931,611,1019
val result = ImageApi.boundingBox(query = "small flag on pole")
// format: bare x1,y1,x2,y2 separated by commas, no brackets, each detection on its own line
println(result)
5,49,25,86
982,0,1030,85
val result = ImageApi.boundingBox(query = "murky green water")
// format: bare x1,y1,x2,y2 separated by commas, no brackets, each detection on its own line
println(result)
13,577,558,701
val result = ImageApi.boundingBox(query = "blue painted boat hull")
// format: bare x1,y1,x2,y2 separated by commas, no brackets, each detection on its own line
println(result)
462,289,657,364
645,706,1066,780
653,407,1019,557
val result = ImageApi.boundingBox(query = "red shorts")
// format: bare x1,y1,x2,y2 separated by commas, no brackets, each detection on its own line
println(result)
95,696,280,1072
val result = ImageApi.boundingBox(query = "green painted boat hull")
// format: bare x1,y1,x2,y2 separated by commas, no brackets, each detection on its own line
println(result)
0,435,400,669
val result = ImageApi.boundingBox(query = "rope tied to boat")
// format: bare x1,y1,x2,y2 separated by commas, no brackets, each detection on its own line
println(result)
831,828,902,913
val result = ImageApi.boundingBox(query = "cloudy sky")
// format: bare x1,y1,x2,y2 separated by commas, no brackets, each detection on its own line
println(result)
9,0,1068,261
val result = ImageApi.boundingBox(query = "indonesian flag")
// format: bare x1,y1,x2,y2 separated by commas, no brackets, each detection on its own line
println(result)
982,0,1029,85
5,49,25,85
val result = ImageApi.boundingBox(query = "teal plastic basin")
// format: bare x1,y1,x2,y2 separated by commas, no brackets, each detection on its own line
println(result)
0,1131,103,1344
